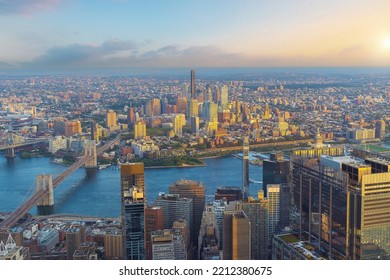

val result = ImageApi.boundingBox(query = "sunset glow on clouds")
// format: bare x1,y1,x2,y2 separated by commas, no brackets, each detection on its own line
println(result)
0,0,389,69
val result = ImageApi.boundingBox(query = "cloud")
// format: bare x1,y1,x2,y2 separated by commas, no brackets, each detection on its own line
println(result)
22,40,249,69
23,39,140,68
337,45,364,56
14,40,388,69
0,0,63,15
0,61,12,68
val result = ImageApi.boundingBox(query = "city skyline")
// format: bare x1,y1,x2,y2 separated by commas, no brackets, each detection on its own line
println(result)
0,0,390,70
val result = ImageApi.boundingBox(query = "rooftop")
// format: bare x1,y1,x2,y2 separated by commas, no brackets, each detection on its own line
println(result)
365,157,390,166
275,233,328,260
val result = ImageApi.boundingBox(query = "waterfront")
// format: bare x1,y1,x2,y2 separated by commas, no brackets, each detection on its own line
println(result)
0,155,262,218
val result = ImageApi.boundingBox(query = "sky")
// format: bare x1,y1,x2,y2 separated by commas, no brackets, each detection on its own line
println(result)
0,0,390,69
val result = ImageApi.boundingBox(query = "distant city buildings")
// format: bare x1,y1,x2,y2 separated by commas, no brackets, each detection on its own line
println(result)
134,121,146,139
1,68,390,262
106,109,117,128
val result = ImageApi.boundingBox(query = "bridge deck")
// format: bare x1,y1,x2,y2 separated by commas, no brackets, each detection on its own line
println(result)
0,135,121,231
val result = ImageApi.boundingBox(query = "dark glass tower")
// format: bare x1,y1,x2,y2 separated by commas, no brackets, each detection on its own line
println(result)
262,152,289,197
292,154,390,259
121,163,145,260
191,70,196,99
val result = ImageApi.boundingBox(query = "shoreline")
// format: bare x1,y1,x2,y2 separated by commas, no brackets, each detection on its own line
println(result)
144,163,207,169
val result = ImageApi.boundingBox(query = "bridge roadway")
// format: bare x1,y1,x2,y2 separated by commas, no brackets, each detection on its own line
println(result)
0,135,121,230
0,138,47,150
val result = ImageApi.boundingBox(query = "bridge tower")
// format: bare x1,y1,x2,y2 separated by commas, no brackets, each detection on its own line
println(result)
5,147,15,158
4,133,16,158
36,174,54,215
84,140,97,168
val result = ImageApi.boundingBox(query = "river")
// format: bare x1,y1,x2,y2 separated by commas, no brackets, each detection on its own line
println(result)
0,155,263,217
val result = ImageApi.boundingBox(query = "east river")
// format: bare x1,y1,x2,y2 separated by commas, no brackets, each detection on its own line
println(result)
0,155,263,217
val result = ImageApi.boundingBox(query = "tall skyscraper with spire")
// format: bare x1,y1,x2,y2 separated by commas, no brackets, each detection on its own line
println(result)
243,137,249,199
191,70,196,100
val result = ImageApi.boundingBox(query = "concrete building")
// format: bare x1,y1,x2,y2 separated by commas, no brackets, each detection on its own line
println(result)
214,187,242,202
169,180,205,247
66,227,82,260
154,194,193,239
198,204,220,260
375,119,386,139
213,199,228,249
64,120,82,137
48,136,67,154
172,219,191,259
145,206,164,260
37,228,59,252
104,234,123,260
236,195,268,260
346,128,376,142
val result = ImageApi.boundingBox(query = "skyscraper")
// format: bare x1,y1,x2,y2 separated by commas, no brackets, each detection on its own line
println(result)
106,109,117,128
154,194,193,242
191,116,199,136
292,153,390,259
191,70,196,100
375,119,386,139
66,227,81,260
187,99,198,118
214,187,242,202
205,83,212,102
90,120,99,142
267,184,280,242
262,152,289,197
182,83,189,98
220,84,228,110
134,121,146,139
145,206,164,260
236,195,268,260
121,163,145,260
222,210,251,260
169,180,205,247
173,114,183,136
151,229,187,260
242,137,249,199
104,234,123,260
278,183,291,231
127,107,135,128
